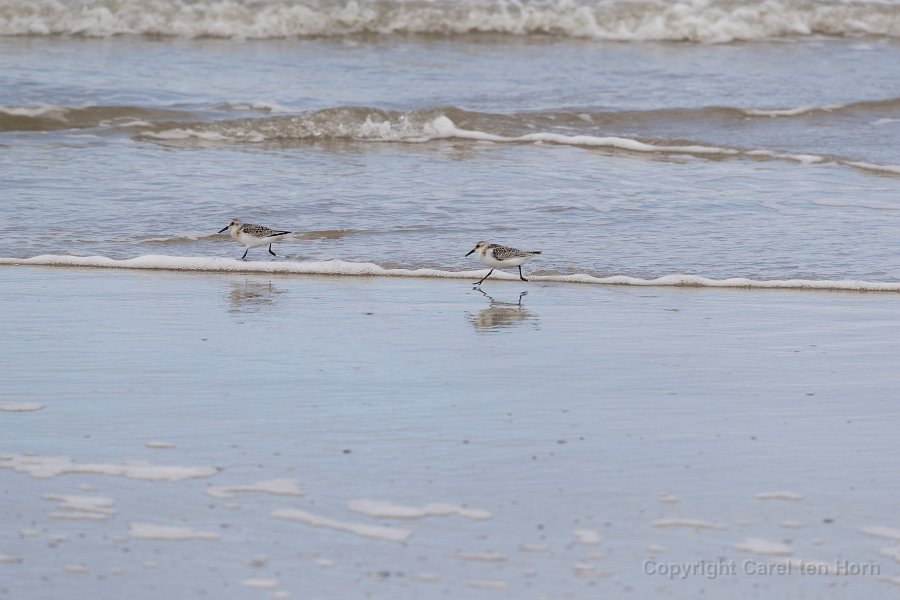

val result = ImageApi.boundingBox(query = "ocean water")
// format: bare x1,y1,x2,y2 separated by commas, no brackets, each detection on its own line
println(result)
1,0,899,287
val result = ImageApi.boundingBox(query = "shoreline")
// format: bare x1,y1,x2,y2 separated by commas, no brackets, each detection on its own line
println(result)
3,255,898,293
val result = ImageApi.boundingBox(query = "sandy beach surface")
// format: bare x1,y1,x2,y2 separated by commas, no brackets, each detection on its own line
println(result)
2,265,899,599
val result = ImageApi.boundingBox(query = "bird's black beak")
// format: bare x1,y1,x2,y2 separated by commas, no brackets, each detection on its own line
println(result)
465,248,475,257
218,226,229,233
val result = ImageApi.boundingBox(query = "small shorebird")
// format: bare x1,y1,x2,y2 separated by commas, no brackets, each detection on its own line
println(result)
218,218,292,260
465,241,542,285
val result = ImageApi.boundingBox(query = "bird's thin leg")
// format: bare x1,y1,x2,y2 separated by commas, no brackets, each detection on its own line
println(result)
241,248,249,260
475,269,494,286
268,244,276,257
518,265,528,282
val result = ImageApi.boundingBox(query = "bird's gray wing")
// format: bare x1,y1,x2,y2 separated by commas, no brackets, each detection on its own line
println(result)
490,245,533,260
241,223,292,237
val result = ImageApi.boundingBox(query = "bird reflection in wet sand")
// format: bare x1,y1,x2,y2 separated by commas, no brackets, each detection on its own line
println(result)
469,289,539,332
227,280,285,314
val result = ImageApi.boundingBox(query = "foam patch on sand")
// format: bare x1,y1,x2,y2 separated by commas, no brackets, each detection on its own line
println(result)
346,499,490,520
145,441,175,449
0,454,219,481
64,564,89,574
458,552,507,563
242,579,279,590
129,522,221,541
0,403,44,412
270,507,412,542
734,537,792,556
757,491,804,501
651,518,728,531
3,255,898,293
574,528,601,545
880,547,900,563
44,494,116,521
861,526,900,542
206,479,304,500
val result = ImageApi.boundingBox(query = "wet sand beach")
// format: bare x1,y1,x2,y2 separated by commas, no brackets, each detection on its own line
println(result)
2,265,899,599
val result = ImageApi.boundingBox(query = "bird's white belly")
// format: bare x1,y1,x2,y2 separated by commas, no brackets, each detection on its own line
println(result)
235,231,279,248
481,254,530,268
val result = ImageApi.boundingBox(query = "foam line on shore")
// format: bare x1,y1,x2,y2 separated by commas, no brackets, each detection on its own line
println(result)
1,254,898,292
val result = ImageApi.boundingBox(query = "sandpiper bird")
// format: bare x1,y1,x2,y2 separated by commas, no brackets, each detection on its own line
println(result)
465,241,542,285
218,218,292,260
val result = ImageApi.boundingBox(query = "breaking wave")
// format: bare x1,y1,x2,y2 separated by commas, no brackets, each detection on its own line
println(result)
5,102,900,173
130,106,900,173
2,0,900,43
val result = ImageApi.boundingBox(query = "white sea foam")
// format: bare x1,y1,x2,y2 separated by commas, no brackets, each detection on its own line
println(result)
140,128,230,142
458,552,507,563
0,555,23,565
206,479,304,499
417,115,735,154
745,149,825,165
129,523,220,541
49,511,110,521
140,110,654,148
734,537,792,556
145,441,175,449
2,0,899,43
846,161,900,176
242,578,280,590
0,402,44,412
651,518,728,530
0,453,219,481
44,494,116,520
756,491,804,501
3,254,896,293
743,104,843,117
881,546,900,563
861,526,900,542
346,499,490,520
880,575,900,587
0,104,68,119
574,528,601,545
271,507,412,542
136,112,900,174
64,564,89,574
